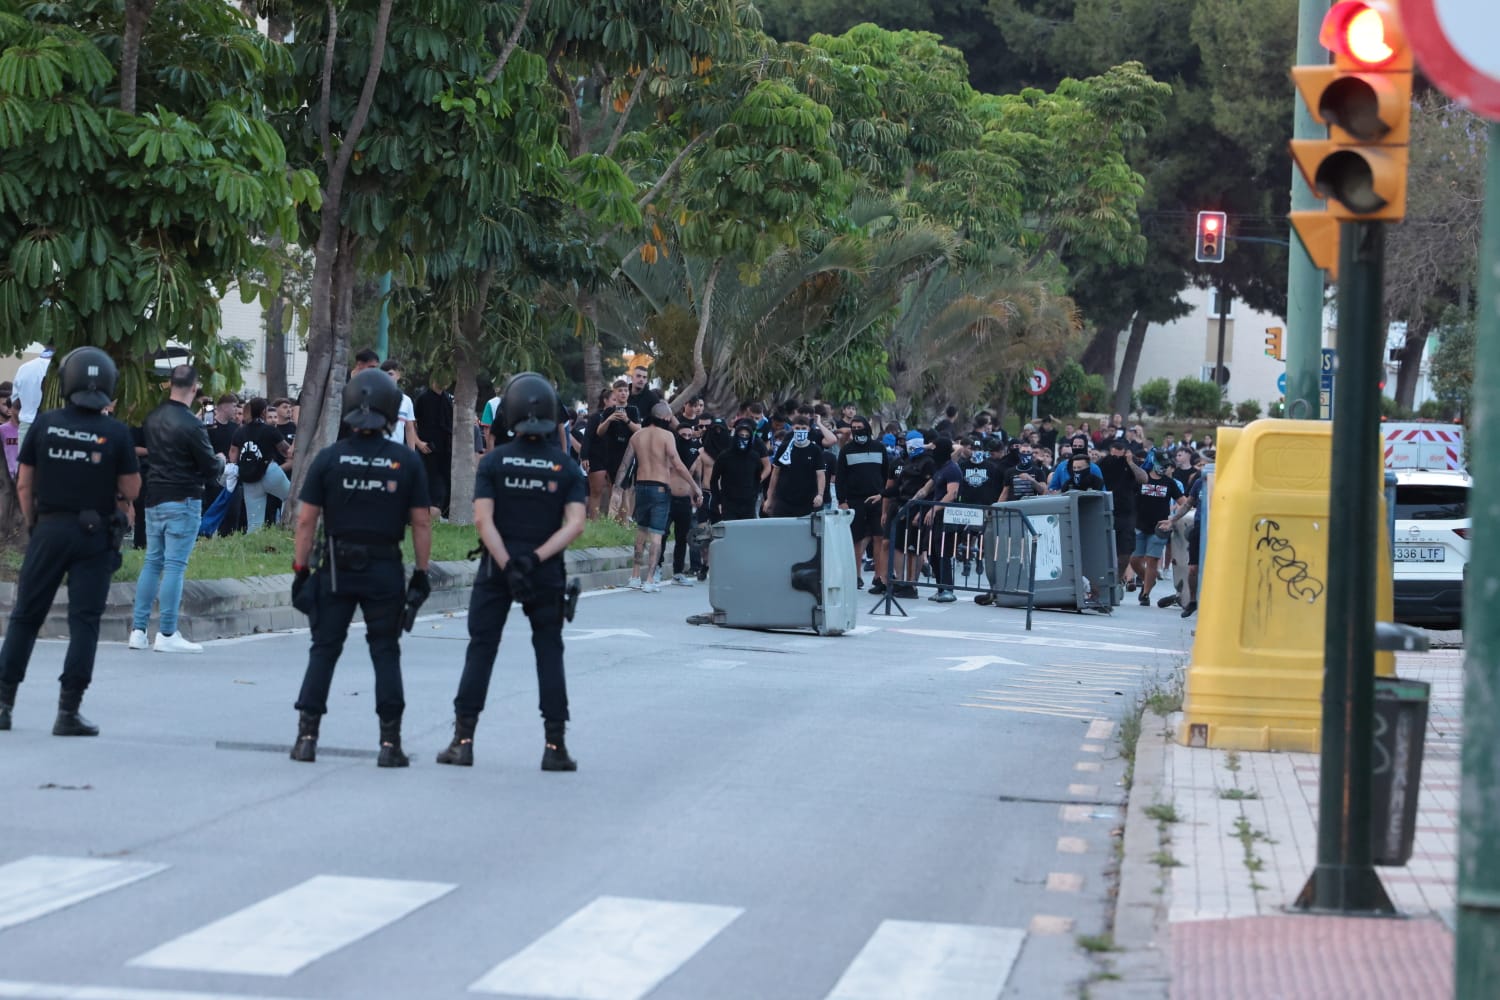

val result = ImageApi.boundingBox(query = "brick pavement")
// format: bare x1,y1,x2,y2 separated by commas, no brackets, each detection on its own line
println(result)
1158,648,1461,998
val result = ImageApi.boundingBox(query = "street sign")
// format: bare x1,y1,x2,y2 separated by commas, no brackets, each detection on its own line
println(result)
1321,348,1337,419
1026,368,1051,396
1278,372,1288,394
1403,0,1500,121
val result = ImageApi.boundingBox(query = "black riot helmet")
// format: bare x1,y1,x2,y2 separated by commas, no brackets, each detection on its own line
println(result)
342,368,400,432
501,372,560,436
59,347,118,411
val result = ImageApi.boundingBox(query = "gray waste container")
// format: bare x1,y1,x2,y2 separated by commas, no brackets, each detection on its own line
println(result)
986,492,1120,610
706,509,859,635
1372,676,1430,867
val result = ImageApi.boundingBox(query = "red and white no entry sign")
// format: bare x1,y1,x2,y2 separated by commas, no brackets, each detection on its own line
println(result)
1404,0,1500,120
1027,368,1051,396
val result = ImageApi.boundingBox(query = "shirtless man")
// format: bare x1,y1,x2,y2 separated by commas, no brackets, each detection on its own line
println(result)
618,403,701,593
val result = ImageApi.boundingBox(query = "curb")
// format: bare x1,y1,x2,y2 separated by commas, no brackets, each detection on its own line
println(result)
1092,709,1174,999
0,546,638,642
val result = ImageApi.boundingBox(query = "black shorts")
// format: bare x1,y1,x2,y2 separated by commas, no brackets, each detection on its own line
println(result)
1187,525,1201,565
847,499,882,540
1115,525,1134,559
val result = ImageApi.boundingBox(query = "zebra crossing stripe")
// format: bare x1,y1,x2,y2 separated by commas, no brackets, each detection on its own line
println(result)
0,856,168,932
824,920,1026,1000
128,875,454,976
469,895,743,999
0,980,319,1000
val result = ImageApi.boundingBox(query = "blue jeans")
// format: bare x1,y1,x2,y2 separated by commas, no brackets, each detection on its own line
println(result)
633,482,671,535
132,500,203,635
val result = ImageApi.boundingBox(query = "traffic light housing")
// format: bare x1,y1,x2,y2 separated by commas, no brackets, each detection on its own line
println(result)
1265,327,1284,361
1196,211,1227,263
1289,1,1411,222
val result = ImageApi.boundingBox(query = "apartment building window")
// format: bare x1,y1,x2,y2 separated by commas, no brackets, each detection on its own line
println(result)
1211,290,1233,317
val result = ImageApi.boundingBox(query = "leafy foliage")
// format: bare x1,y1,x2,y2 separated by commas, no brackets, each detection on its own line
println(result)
1172,377,1221,419
1138,377,1171,414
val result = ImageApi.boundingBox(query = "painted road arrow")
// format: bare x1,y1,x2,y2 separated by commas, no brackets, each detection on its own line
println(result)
565,628,652,641
942,655,1028,672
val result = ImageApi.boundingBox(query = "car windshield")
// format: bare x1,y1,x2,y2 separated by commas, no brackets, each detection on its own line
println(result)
1395,484,1468,520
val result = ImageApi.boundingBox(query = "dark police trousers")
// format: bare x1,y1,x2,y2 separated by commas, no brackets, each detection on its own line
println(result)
455,558,568,722
295,556,406,722
0,516,119,695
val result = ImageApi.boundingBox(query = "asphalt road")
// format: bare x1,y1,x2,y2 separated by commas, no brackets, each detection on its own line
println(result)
0,579,1194,1000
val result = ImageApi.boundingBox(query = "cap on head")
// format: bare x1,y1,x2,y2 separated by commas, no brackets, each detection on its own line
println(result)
59,347,117,411
341,369,400,431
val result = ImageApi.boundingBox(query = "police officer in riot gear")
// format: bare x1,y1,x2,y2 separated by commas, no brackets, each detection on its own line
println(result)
0,348,139,735
289,369,432,767
437,372,587,771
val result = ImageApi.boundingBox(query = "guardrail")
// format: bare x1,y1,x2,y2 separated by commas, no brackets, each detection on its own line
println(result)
869,498,1037,630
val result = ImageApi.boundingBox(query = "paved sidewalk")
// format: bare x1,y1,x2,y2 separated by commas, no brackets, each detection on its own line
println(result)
1153,649,1461,999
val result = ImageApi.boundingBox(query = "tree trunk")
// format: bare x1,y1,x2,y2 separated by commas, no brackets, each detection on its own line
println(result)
1393,317,1431,412
264,294,288,399
1079,323,1121,383
580,290,604,407
670,257,721,407
1114,311,1150,419
447,272,495,528
119,0,157,116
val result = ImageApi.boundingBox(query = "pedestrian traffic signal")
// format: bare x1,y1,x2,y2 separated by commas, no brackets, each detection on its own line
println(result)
1265,327,1284,361
1289,0,1411,221
1196,211,1227,263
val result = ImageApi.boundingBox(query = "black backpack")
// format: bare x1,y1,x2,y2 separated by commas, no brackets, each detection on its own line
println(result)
238,439,268,484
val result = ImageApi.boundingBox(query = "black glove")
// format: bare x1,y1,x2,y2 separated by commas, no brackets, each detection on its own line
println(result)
402,569,431,632
291,568,315,616
505,552,538,602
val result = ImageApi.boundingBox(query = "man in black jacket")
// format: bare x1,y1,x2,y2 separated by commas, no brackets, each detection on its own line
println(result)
835,416,889,590
129,366,224,654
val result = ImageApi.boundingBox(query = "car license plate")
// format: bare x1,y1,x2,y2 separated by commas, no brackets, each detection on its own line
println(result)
1395,546,1445,562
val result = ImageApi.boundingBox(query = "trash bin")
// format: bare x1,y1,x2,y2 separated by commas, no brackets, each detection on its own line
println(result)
987,492,1119,610
1372,676,1430,867
706,509,858,635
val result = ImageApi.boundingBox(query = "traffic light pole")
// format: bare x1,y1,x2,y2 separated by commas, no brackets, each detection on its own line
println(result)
1456,123,1500,997
1286,0,1329,420
1293,219,1395,917
1214,274,1229,394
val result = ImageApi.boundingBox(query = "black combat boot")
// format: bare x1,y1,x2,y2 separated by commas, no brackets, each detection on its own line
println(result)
0,681,16,732
377,718,410,768
290,711,320,762
435,715,477,767
541,720,577,772
52,689,99,737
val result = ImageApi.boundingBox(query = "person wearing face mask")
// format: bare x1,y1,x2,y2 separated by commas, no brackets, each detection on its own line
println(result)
912,437,962,602
763,415,825,518
835,416,891,590
1060,452,1105,492
999,442,1043,501
710,419,769,523
1131,450,1185,606
1048,441,1103,492
879,430,933,598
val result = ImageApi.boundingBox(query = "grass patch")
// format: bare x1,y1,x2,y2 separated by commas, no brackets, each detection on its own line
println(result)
1145,802,1182,823
1224,750,1242,773
1150,850,1183,868
1220,787,1259,801
1076,933,1116,953
1231,816,1273,879
4,518,636,584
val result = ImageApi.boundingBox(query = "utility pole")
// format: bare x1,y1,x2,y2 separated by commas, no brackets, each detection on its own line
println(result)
1214,275,1229,396
1456,120,1500,997
1285,0,1330,421
1292,220,1394,914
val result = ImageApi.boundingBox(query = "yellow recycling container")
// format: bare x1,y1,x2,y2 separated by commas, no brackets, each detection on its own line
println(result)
1179,419,1394,752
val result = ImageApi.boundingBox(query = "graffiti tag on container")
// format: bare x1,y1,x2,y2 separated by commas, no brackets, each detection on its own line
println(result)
1255,519,1325,603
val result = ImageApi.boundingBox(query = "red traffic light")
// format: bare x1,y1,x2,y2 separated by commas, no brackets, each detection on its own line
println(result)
1204,216,1220,233
1320,1,1405,69
1195,211,1227,263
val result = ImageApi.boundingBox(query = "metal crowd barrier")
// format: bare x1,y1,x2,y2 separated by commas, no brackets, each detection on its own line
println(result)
869,498,1038,630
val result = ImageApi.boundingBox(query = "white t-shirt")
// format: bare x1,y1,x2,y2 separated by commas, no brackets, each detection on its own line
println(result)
387,393,415,445
13,353,50,424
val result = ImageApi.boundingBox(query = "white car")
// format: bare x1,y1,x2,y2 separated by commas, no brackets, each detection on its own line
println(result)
1391,468,1469,627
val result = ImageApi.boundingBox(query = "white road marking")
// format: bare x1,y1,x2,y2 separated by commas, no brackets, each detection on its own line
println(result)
846,626,884,635
129,875,454,976
942,656,1026,672
824,919,1025,1000
0,856,167,932
1086,720,1115,740
566,628,652,641
694,659,744,671
0,982,320,1000
961,702,1100,721
469,895,743,999
891,628,1163,655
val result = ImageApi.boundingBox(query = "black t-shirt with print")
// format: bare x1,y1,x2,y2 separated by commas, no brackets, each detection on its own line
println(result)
231,420,284,483
771,440,824,512
1135,474,1184,531
958,458,1004,506
21,405,139,517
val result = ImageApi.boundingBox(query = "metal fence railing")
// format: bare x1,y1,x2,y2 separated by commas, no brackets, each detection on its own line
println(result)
869,499,1038,630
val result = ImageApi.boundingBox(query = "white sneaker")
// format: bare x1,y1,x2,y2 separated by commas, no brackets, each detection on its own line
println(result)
642,582,661,594
652,567,662,584
127,629,150,650
154,632,203,654
627,577,644,590
673,574,695,587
